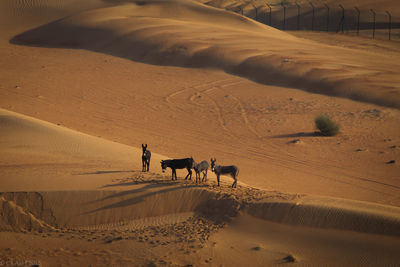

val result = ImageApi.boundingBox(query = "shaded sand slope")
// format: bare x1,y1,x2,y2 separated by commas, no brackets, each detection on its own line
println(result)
10,0,400,108
2,185,400,234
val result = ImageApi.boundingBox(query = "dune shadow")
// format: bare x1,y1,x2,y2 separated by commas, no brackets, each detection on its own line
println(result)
270,131,322,139
83,184,206,215
76,170,135,175
102,179,178,188
99,182,181,201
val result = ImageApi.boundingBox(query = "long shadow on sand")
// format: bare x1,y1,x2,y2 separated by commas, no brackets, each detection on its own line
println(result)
83,183,207,215
76,170,135,175
100,181,181,201
270,131,322,138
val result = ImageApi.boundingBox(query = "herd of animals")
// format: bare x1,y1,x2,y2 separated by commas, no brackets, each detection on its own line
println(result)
141,144,239,188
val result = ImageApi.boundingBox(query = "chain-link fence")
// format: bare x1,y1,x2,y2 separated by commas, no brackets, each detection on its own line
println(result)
227,3,399,41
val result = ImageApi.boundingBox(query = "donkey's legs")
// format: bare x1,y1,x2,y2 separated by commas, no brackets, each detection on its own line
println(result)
185,168,192,180
142,159,145,172
172,169,177,180
146,160,150,172
202,169,207,182
217,174,220,186
232,176,237,188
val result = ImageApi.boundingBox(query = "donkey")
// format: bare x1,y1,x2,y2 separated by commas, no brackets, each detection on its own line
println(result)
193,160,209,184
210,158,239,188
160,157,194,181
141,144,151,172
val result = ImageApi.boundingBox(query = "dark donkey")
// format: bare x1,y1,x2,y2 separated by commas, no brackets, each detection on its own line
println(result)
193,160,209,184
210,158,239,188
161,157,194,181
141,144,151,172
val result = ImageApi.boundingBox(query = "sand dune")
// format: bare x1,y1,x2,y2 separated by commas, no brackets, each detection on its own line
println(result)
0,108,165,191
1,108,400,265
10,0,400,108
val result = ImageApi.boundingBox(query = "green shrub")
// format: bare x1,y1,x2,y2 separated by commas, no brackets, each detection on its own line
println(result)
314,115,339,136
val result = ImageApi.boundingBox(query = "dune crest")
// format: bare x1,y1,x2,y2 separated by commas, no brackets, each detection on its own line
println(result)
10,0,400,108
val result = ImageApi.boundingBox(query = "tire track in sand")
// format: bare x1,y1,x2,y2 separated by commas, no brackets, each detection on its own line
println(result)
165,78,242,139
198,79,262,140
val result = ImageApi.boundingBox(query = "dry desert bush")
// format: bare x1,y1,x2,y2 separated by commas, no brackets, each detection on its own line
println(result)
315,115,340,136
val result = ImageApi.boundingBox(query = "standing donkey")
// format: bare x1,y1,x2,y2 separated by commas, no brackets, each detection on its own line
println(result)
160,157,194,180
141,144,151,172
210,158,239,188
193,160,209,184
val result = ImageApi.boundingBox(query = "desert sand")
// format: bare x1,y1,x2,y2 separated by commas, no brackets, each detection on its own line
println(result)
1,0,400,266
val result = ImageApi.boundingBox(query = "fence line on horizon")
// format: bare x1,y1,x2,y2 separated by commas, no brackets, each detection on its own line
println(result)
227,3,399,41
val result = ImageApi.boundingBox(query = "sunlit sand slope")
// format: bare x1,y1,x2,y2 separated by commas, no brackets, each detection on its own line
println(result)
0,108,164,191
11,0,400,108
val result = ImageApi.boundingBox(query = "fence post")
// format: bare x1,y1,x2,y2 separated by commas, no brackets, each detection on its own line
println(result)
265,3,272,26
355,7,360,35
296,2,301,30
238,6,243,16
370,9,376,39
309,2,315,31
338,4,344,33
282,3,286,30
324,4,329,32
252,4,258,21
386,11,392,40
